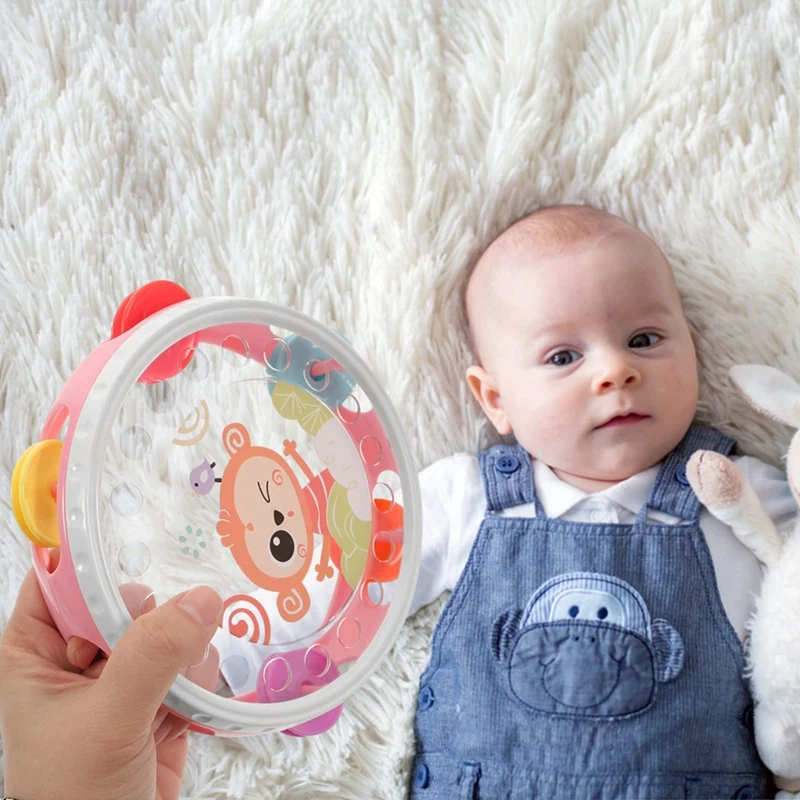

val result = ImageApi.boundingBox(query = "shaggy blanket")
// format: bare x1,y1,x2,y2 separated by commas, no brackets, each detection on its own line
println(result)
1,1,799,797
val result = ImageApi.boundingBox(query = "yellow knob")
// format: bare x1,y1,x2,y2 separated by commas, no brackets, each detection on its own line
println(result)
11,440,63,548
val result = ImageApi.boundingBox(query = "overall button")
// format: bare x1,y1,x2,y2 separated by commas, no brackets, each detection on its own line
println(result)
495,455,520,475
732,786,756,800
414,763,430,789
675,464,690,486
418,686,435,710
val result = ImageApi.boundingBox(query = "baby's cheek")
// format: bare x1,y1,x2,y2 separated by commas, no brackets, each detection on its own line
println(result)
532,385,577,429
658,362,698,417
666,342,699,387
515,394,573,454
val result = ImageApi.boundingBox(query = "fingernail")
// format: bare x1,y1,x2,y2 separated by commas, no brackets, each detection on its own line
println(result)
177,586,222,626
188,644,210,668
140,592,157,615
67,637,94,669
66,637,78,661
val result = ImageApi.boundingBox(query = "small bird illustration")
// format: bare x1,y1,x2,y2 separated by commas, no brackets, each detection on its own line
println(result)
189,459,222,496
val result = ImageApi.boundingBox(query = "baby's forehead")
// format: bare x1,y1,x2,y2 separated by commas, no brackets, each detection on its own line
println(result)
496,206,624,252
466,209,676,358
486,208,639,266
471,219,656,308
471,208,625,294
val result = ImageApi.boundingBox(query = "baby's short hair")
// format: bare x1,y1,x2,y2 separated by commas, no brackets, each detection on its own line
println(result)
463,204,630,362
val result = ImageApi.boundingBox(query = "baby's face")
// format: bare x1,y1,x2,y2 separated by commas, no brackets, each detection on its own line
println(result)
467,227,699,487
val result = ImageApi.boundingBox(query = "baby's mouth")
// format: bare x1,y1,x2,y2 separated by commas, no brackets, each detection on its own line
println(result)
595,413,650,430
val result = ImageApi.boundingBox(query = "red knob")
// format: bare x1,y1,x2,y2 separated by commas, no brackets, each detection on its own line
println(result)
112,280,191,337
111,280,198,383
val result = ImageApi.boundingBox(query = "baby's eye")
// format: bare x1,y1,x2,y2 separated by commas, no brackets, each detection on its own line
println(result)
547,350,581,367
628,332,660,349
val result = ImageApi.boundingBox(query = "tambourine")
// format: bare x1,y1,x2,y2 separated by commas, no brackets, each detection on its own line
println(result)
11,280,421,737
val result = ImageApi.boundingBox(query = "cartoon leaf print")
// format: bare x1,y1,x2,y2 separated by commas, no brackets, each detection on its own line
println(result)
271,382,332,436
327,482,371,589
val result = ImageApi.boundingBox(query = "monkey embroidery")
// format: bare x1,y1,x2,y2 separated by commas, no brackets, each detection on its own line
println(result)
216,423,336,641
492,572,684,719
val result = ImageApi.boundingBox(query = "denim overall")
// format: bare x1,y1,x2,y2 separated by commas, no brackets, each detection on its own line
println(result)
410,425,769,800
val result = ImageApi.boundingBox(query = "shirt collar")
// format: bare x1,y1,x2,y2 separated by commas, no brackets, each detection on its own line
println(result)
532,458,661,518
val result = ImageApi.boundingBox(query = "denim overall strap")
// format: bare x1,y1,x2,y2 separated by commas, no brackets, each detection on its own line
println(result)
634,423,736,529
479,442,543,516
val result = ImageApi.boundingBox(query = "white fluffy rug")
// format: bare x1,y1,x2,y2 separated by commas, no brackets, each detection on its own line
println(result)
2,1,800,797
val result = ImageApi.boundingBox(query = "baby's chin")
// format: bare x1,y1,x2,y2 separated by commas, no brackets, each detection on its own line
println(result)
540,441,676,485
519,416,694,482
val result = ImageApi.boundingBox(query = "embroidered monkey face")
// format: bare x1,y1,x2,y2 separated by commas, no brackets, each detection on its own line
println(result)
493,572,684,719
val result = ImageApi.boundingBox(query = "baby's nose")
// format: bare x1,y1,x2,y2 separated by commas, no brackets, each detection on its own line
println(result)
593,361,642,393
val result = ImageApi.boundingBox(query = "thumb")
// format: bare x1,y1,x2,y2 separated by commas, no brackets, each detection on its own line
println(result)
96,586,223,729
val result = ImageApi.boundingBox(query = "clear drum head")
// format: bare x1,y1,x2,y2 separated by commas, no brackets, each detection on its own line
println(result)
91,310,409,729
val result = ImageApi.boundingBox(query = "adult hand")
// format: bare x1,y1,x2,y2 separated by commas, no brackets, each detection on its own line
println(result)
0,565,222,800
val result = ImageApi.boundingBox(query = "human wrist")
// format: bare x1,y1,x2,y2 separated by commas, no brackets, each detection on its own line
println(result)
3,731,100,800
4,767,58,800
5,773,86,800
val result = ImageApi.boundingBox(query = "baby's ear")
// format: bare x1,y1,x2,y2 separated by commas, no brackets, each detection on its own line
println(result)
466,365,512,435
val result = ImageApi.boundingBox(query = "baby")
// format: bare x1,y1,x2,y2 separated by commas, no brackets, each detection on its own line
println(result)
212,205,797,798
405,205,797,800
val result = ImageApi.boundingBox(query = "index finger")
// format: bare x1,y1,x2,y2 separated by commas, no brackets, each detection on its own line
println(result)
1,567,76,672
66,583,157,669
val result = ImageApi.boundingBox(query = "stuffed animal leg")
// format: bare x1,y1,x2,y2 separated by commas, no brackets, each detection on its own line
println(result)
686,365,800,781
685,449,783,566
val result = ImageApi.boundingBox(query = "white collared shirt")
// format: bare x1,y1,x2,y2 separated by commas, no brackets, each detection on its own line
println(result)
409,453,798,641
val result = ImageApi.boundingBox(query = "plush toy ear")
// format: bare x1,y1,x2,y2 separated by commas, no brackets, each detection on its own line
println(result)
729,365,800,428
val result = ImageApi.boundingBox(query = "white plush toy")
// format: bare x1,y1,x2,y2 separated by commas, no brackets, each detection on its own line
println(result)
685,364,800,786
